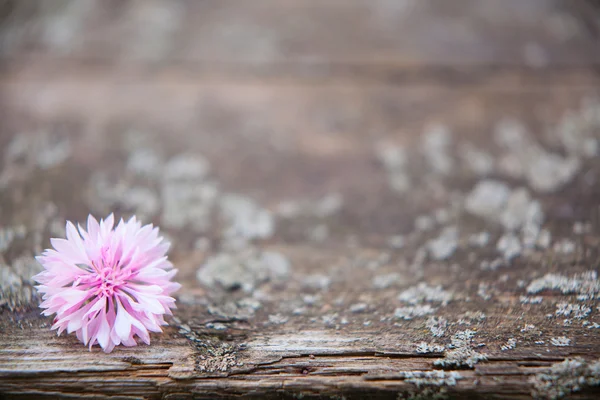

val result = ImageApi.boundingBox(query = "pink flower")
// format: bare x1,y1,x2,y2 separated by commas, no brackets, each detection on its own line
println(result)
33,214,181,353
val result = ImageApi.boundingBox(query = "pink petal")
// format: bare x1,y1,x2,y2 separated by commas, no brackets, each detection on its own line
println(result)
96,312,111,350
86,215,100,240
114,299,132,341
84,296,107,319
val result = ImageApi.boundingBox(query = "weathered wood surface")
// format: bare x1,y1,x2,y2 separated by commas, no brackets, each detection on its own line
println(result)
1,1,600,399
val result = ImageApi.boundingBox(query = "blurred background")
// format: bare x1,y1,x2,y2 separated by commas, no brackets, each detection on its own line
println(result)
0,0,599,320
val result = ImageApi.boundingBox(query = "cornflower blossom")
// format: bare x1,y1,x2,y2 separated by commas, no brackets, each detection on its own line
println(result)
33,214,180,353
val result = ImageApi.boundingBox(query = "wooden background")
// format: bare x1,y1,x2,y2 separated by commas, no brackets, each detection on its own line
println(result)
1,0,600,398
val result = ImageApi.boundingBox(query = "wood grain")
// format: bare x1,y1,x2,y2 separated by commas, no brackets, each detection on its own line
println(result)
1,0,600,399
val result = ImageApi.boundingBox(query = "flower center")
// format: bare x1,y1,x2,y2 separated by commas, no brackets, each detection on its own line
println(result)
97,268,120,295
92,251,129,297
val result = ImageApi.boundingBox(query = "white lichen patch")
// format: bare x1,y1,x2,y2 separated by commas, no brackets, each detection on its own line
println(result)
125,1,184,61
531,358,600,399
159,153,221,232
401,370,462,387
394,305,436,320
494,118,530,152
552,239,576,255
123,187,160,219
552,97,600,159
375,142,411,193
0,225,27,254
415,215,435,232
434,208,453,225
5,132,72,170
398,283,453,306
1,132,73,188
494,118,581,193
416,342,445,354
421,124,454,175
426,316,448,337
501,338,517,351
573,222,592,235
477,282,492,301
88,172,162,222
465,180,511,221
312,193,344,218
427,226,458,260
555,302,591,320
466,180,546,259
268,314,289,325
459,143,495,176
460,311,487,323
161,179,218,231
536,229,552,249
321,313,338,326
520,324,537,332
479,257,504,271
527,271,600,300
276,193,343,219
0,255,42,311
197,248,290,292
387,235,406,249
434,329,487,368
500,188,544,231
524,149,580,194
220,193,275,241
497,233,522,261
349,303,368,314
307,224,329,242
205,322,228,331
550,337,571,347
158,152,277,241
520,296,543,304
468,231,490,248
372,272,404,289
163,153,210,182
302,274,332,291
302,294,321,305
126,147,164,178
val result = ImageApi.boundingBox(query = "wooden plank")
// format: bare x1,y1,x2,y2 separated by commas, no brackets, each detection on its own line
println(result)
1,1,600,399
1,69,600,398
1,0,598,69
